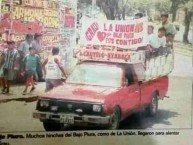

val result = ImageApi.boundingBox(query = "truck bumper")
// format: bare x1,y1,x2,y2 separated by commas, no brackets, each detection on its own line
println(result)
33,111,111,126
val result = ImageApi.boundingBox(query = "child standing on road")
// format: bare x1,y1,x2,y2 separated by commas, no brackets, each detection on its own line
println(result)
22,47,40,95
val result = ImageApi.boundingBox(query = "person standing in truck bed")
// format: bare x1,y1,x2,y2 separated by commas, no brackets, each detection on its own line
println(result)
160,13,177,43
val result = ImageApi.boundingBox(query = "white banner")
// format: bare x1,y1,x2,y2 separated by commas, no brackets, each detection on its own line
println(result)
80,17,148,49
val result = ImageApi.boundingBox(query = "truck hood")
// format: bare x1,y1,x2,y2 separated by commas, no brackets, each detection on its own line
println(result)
40,83,119,103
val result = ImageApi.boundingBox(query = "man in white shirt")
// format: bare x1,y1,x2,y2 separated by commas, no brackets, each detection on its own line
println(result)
42,47,67,92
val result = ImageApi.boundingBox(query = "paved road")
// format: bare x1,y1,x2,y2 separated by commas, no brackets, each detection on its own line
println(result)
175,25,193,44
0,52,192,132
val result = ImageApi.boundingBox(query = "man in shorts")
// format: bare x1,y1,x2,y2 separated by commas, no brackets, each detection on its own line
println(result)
42,47,67,92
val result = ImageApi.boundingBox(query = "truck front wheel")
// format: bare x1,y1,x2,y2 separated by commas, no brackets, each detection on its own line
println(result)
146,94,158,116
43,122,63,131
107,107,121,130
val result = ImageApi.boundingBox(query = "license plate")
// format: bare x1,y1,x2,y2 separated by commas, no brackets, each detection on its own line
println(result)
61,116,74,124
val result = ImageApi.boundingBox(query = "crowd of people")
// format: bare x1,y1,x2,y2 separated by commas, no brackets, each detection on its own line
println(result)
146,13,177,55
135,12,177,58
0,33,67,95
0,12,176,95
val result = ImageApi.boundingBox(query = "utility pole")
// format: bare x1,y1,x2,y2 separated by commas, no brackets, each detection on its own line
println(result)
192,20,193,67
92,0,96,18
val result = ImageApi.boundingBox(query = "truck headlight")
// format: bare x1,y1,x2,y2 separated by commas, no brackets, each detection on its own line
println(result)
93,105,102,112
39,100,49,108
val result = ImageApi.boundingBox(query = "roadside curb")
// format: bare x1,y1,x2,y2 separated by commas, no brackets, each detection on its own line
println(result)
174,42,193,57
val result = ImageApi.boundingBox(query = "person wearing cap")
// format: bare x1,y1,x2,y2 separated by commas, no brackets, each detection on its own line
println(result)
1,41,19,94
160,13,177,40
22,47,41,95
32,33,44,82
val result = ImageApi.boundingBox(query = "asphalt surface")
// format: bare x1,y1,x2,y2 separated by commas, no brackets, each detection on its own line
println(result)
0,48,192,132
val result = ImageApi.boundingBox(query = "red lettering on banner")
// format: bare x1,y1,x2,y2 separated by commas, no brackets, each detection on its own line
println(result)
113,33,122,38
124,33,134,39
116,38,143,46
104,24,113,31
106,38,114,44
82,18,147,48
115,24,134,33
85,22,99,41
77,49,132,62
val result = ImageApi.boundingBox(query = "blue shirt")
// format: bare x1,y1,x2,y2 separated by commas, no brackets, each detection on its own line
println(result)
24,54,40,72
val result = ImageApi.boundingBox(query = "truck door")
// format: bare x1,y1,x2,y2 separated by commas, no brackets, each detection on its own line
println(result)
119,65,140,117
120,83,140,118
139,81,153,106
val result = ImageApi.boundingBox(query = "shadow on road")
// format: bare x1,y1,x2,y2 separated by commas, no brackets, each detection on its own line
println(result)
119,109,180,130
0,96,38,104
61,109,180,131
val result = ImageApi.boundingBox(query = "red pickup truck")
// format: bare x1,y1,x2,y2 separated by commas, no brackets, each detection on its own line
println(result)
33,55,169,131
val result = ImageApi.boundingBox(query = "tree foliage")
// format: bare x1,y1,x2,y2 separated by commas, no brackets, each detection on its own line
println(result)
154,0,170,13
182,0,193,43
96,0,122,20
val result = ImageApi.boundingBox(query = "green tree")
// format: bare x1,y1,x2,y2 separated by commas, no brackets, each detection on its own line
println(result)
170,0,185,22
183,0,193,43
155,0,170,13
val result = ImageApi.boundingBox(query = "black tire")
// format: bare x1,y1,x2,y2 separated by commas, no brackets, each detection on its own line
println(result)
146,94,158,116
43,122,63,131
107,107,121,130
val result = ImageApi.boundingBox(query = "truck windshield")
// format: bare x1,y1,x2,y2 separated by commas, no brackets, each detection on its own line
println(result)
66,63,123,87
